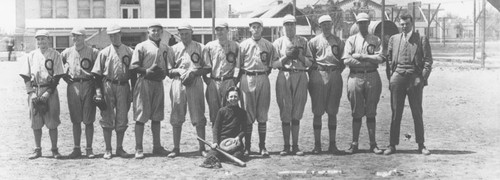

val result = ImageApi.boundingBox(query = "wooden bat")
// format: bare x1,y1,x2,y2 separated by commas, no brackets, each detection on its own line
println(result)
197,137,246,167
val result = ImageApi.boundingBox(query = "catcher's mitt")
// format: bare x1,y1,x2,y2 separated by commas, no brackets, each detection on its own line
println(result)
180,71,196,86
285,46,300,59
219,137,242,153
199,155,222,169
32,97,49,116
93,96,107,111
145,65,166,81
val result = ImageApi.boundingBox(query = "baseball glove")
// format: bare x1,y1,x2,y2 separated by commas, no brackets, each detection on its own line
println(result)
180,71,196,86
219,137,242,154
93,96,107,111
145,65,166,81
200,155,222,169
32,97,49,116
285,46,300,59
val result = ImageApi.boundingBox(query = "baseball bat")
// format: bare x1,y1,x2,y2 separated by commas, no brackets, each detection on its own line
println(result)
197,137,246,167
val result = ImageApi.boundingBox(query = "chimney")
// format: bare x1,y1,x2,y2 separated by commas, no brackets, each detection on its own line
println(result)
278,0,283,5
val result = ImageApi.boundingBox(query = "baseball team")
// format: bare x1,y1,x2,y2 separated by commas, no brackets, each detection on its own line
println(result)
20,12,433,164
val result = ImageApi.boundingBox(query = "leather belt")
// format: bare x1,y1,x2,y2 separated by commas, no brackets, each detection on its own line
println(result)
105,79,129,85
72,78,92,83
31,83,52,87
279,68,308,72
312,66,341,71
350,69,377,74
243,70,267,76
211,76,234,81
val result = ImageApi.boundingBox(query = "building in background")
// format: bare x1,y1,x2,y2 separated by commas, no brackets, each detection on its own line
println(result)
19,0,229,51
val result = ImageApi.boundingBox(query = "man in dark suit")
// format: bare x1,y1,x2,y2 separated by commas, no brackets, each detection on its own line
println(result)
384,14,433,155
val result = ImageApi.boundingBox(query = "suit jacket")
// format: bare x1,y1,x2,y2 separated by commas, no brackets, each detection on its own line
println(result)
387,32,433,85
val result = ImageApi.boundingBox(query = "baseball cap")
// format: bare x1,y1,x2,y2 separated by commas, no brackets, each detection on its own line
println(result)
71,26,86,35
107,24,121,34
35,30,50,38
356,13,370,22
283,14,296,24
249,18,263,26
148,22,163,28
318,15,332,24
178,23,193,30
215,21,228,28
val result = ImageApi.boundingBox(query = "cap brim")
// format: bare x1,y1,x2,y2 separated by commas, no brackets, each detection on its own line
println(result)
107,30,120,34
357,19,370,22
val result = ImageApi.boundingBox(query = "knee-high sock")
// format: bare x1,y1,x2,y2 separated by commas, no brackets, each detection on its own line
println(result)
135,122,145,150
196,125,206,150
245,124,253,151
73,123,81,147
352,118,362,143
367,117,377,145
85,124,94,148
258,122,267,148
172,126,182,149
151,121,161,147
328,114,337,146
103,128,113,150
291,120,300,146
33,129,42,148
313,115,322,147
49,128,58,149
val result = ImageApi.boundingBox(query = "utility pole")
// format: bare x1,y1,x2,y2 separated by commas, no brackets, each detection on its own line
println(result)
473,0,476,60
481,0,486,68
427,4,431,37
412,2,416,31
293,0,296,16
442,17,446,46
212,0,215,40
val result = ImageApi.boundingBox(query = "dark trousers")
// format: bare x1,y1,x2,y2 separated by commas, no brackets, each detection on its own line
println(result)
389,71,425,146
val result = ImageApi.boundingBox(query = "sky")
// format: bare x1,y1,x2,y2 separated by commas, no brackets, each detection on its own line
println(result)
0,0,487,34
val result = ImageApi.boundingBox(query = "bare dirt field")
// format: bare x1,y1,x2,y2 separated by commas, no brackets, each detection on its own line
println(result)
0,45,499,179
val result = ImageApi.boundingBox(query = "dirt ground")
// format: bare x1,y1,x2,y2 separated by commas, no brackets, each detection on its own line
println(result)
0,45,499,179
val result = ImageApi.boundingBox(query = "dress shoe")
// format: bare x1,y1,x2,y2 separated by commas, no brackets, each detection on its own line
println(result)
292,145,304,156
103,150,112,159
311,146,322,154
419,145,431,155
260,147,270,157
29,147,42,159
384,145,396,155
135,149,145,159
116,147,129,158
279,145,291,156
167,148,180,158
344,142,358,154
152,146,169,156
86,147,95,158
370,144,383,155
68,148,82,159
51,148,62,159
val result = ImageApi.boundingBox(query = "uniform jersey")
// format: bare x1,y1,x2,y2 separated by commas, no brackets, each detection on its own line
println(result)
92,44,134,131
131,39,174,123
273,35,312,122
308,33,344,116
342,33,383,119
238,38,277,124
61,45,99,124
203,40,240,123
170,41,208,126
20,48,65,129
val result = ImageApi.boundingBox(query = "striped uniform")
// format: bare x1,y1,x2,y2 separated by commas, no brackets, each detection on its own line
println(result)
20,48,65,129
307,34,345,116
203,40,240,123
170,41,208,126
130,39,173,123
61,45,99,124
91,44,133,131
342,33,383,119
272,36,313,122
238,38,276,124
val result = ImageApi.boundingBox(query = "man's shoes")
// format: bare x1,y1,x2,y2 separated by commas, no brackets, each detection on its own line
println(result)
86,147,95,158
418,145,431,155
260,147,270,157
116,147,130,158
344,142,358,154
292,145,304,156
200,149,208,157
243,149,251,157
279,145,291,156
167,148,180,158
328,145,344,155
370,144,383,155
384,145,396,155
29,147,42,159
51,148,62,159
311,146,322,154
135,149,145,159
68,148,82,159
103,150,112,159
152,146,169,156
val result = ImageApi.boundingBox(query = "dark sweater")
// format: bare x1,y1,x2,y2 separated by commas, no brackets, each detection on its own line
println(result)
212,104,247,144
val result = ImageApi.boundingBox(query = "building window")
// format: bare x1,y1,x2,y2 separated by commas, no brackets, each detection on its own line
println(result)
41,0,68,18
155,0,168,18
121,0,140,18
55,36,70,51
203,34,212,44
78,0,90,18
41,0,53,18
170,0,181,18
204,0,212,18
190,0,202,18
192,35,202,43
93,0,105,18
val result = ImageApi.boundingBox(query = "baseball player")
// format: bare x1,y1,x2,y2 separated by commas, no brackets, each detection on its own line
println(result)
91,25,134,159
272,15,313,156
384,14,433,156
61,27,99,159
307,15,345,154
20,30,65,159
342,13,384,154
200,86,247,168
203,21,239,125
167,23,210,158
237,18,276,157
130,22,172,159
